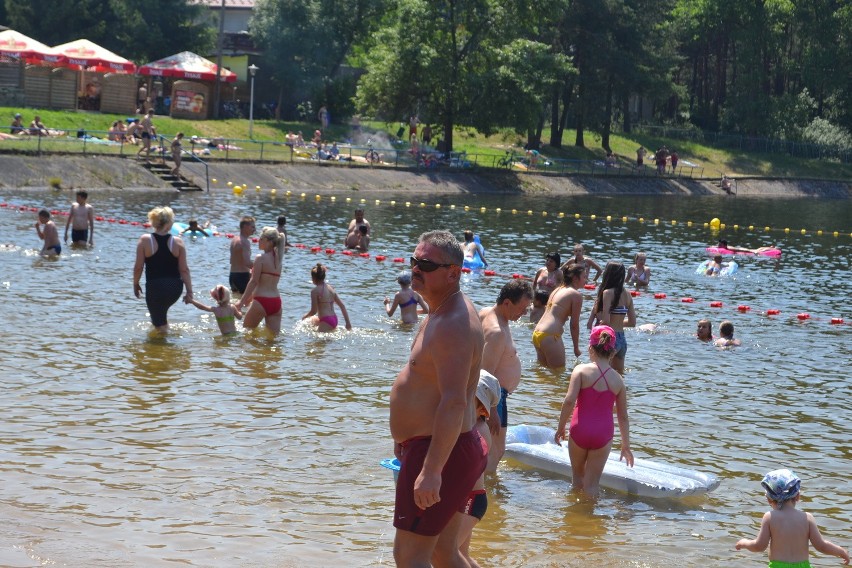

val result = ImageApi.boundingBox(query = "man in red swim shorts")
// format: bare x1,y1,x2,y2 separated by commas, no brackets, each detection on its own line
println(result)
389,230,487,566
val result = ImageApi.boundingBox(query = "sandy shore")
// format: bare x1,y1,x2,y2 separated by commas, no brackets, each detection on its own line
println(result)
0,154,849,198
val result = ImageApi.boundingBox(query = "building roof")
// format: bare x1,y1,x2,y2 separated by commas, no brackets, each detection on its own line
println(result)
194,0,255,8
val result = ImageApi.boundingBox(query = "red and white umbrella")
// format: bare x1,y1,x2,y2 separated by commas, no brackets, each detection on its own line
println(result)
138,51,237,82
0,29,63,64
51,38,135,73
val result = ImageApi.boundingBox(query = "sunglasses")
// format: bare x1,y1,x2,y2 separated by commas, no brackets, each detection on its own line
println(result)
410,256,456,272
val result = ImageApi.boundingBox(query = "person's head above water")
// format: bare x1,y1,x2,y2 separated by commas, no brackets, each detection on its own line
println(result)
463,230,474,243
761,468,801,508
397,271,412,286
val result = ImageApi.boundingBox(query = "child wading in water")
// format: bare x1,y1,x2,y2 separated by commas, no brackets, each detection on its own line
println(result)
189,285,242,336
383,271,428,324
554,325,633,496
736,468,849,566
302,263,352,331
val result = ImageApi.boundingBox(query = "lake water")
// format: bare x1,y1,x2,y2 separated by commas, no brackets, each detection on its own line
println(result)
0,188,850,567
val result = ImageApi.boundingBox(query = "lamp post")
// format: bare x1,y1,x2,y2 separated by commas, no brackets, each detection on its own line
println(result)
248,64,258,139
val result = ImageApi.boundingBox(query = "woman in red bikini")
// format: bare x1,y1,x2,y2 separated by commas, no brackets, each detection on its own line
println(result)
302,263,352,332
554,325,634,496
237,226,285,334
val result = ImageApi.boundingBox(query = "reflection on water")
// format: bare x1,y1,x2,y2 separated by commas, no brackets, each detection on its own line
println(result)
0,189,849,566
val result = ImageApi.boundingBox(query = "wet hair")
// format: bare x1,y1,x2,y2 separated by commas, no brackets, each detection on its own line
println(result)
397,271,412,285
239,216,256,229
358,225,368,235
463,230,474,243
277,215,286,226
188,219,199,227
719,320,735,339
718,239,728,248
545,252,561,266
594,262,626,315
590,328,616,356
147,206,175,230
211,284,230,306
497,280,533,305
259,226,284,268
419,230,464,266
533,289,550,305
38,208,50,219
634,252,646,264
76,190,88,199
560,261,586,284
311,263,327,283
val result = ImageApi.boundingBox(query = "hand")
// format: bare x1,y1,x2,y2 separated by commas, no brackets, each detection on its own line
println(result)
345,323,352,330
574,346,581,357
620,446,634,467
383,297,390,304
133,283,142,298
183,292,193,304
413,469,441,510
554,426,567,444
734,539,749,551
488,409,500,436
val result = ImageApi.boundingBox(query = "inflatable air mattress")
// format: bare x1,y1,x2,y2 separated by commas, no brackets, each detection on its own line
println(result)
504,424,720,498
705,246,781,257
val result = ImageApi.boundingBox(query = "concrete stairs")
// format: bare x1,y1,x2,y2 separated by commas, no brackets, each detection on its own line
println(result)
142,160,202,191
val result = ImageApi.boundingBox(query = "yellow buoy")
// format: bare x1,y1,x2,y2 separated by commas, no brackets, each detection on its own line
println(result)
671,220,677,225
527,210,533,215
330,196,336,201
653,218,658,224
405,202,411,207
496,208,502,213
346,197,351,203
732,224,738,230
286,190,292,196
765,226,770,231
542,211,547,217
817,230,822,236
315,194,321,200
300,192,306,198
270,189,276,195
623,216,628,222
558,212,565,218
360,198,366,204
703,222,709,228
720,223,726,229
226,181,233,187
512,209,518,214
449,204,455,209
464,205,470,211
391,200,396,206
800,229,806,235
748,225,754,230
639,217,645,223
256,185,261,190
481,207,487,212
687,221,693,227
420,202,426,207
435,204,441,209
575,213,581,219
710,217,721,229
784,228,790,233
591,214,597,220
212,178,218,183
606,215,612,221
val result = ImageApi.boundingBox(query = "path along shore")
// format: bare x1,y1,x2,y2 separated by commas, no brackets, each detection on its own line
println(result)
1,154,850,198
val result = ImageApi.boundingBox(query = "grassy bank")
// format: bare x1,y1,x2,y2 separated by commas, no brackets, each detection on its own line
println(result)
2,106,850,180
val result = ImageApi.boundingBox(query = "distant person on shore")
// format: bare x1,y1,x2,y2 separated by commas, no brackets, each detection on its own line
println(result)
229,216,256,294
721,175,733,194
236,226,285,335
35,209,61,256
696,319,713,342
64,190,94,246
714,321,741,347
570,243,602,282
384,271,428,324
636,145,646,167
29,115,48,136
188,284,242,336
626,252,651,286
276,215,292,247
136,111,156,160
533,262,586,369
170,132,184,177
736,468,849,566
554,325,633,496
302,263,352,332
670,149,679,172
10,113,24,135
137,83,147,112
421,123,432,145
318,105,330,129
479,279,533,473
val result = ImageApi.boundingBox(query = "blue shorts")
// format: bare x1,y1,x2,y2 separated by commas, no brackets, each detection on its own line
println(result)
71,229,88,243
614,331,627,359
45,244,61,255
496,388,509,428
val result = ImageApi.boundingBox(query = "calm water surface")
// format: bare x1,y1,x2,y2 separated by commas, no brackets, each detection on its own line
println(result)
0,188,849,567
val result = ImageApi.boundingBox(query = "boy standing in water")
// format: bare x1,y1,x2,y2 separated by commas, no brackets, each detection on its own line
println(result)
736,468,849,566
64,190,94,246
35,209,61,256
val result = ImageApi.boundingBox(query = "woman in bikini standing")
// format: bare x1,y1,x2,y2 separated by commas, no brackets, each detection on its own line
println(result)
531,262,587,369
532,252,564,297
237,226,285,334
587,261,636,375
302,263,352,332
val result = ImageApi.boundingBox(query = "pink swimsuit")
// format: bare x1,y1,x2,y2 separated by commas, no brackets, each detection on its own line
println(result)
569,363,617,450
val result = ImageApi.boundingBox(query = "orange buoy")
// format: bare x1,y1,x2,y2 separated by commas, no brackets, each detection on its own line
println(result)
310,246,322,252
225,233,234,239
830,317,844,324
737,305,751,312
118,219,128,224
375,255,387,261
710,301,723,308
392,257,405,263
341,250,352,256
797,313,810,320
511,273,521,279
107,218,116,223
654,293,667,299
461,267,471,273
584,283,596,290
130,221,140,226
251,237,259,243
681,297,694,303
629,290,640,297
766,309,780,315
483,270,496,276
359,253,370,258
325,248,335,254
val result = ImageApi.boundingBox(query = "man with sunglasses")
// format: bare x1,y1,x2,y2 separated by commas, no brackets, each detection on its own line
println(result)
479,280,533,474
390,230,488,567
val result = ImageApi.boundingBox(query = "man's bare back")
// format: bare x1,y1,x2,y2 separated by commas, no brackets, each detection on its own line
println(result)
229,235,252,273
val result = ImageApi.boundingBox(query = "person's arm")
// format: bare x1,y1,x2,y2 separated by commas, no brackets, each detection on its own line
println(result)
384,293,400,317
589,259,602,281
586,298,599,330
188,299,214,312
569,293,582,357
335,293,352,330
625,266,636,284
236,256,262,310
642,267,651,284
735,512,771,552
807,512,850,562
416,292,429,313
175,239,192,303
480,316,505,436
624,294,637,328
133,236,147,298
302,288,319,320
64,205,73,242
555,368,581,443
477,244,488,267
615,385,633,466
87,206,94,244
600,290,613,326
35,221,44,240
532,268,545,290
413,315,475,511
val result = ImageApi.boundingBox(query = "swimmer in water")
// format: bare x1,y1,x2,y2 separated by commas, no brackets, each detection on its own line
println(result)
714,320,741,347
706,255,724,276
717,239,777,255
570,243,602,282
384,271,428,324
302,263,352,332
696,319,713,342
626,252,651,286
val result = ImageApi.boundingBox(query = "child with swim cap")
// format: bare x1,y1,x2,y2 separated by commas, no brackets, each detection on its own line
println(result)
188,285,242,336
458,370,501,568
554,325,633,496
383,271,428,324
302,263,352,332
736,468,849,566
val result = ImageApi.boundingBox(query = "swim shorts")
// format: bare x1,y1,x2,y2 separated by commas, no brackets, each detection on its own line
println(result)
768,561,811,568
229,271,250,294
46,244,61,255
496,387,509,428
394,430,487,536
614,331,627,359
71,229,88,243
462,490,487,520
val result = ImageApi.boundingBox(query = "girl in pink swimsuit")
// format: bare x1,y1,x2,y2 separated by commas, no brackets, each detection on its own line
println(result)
554,325,634,496
302,263,352,332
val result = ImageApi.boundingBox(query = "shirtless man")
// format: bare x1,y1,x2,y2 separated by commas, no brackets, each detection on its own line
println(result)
229,216,256,294
479,280,533,473
64,190,94,246
346,208,371,243
35,209,61,256
344,224,370,251
390,230,487,568
136,111,156,159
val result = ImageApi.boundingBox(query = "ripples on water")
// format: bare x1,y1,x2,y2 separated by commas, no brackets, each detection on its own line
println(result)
0,189,849,567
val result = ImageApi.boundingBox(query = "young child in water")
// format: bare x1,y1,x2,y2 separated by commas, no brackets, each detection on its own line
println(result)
714,320,741,347
35,209,61,256
384,271,428,324
188,285,242,336
302,263,352,332
735,468,849,566
528,288,550,324
697,319,714,342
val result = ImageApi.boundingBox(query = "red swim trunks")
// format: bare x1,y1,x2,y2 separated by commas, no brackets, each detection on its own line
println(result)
393,429,487,536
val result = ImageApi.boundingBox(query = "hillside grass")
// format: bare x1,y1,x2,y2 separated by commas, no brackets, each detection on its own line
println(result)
2,106,850,180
